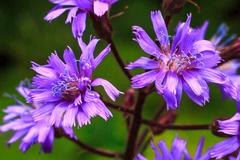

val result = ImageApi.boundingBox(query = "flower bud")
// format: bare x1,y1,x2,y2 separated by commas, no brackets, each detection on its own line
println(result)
162,0,186,15
123,88,135,108
152,111,177,134
220,38,240,63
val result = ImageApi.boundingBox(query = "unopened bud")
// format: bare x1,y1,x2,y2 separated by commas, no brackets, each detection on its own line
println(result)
123,88,135,108
152,111,177,134
211,119,232,137
219,38,240,63
162,0,186,15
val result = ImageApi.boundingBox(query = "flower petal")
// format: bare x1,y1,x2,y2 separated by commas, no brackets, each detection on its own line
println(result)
132,26,163,59
65,7,78,23
211,136,239,159
92,78,122,101
63,47,78,75
126,57,159,70
131,70,159,88
158,141,174,160
161,71,180,109
151,10,169,47
171,13,192,53
44,6,69,22
72,11,87,38
200,68,227,84
62,105,78,127
94,44,111,68
93,0,109,16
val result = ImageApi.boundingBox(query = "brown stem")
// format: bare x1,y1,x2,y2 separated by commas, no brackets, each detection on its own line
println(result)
65,134,122,158
140,111,177,153
136,103,166,148
104,100,135,114
141,119,210,130
108,38,133,80
124,89,146,160
165,15,172,28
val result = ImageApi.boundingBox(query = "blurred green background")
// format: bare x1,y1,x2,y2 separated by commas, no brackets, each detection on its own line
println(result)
0,0,239,159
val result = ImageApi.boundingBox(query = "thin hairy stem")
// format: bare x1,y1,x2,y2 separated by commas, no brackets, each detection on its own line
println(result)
65,134,122,158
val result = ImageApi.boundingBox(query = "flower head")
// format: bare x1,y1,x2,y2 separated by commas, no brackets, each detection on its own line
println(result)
135,135,210,160
0,82,76,153
211,113,240,159
44,0,118,37
30,38,121,128
127,10,233,109
199,22,240,103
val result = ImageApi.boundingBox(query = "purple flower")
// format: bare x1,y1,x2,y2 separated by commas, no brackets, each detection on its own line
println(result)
0,82,76,153
127,10,232,109
199,22,240,102
135,135,210,160
210,113,240,159
44,0,118,37
30,38,122,128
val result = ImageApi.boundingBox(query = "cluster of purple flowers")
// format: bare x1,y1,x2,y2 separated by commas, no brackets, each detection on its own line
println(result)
0,81,76,152
1,0,240,159
135,136,211,160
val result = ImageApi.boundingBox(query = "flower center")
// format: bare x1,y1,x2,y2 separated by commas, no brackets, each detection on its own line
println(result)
51,74,90,101
165,47,198,72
